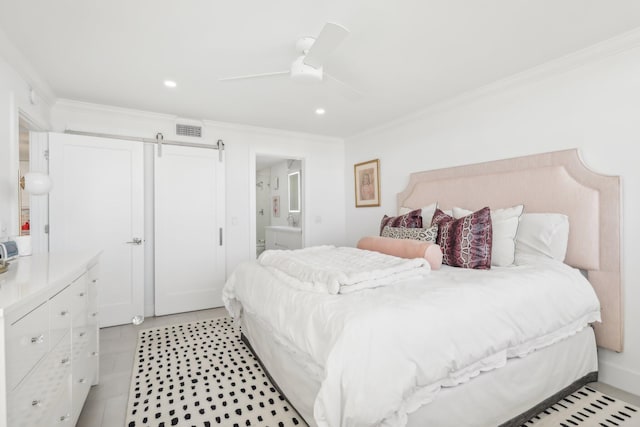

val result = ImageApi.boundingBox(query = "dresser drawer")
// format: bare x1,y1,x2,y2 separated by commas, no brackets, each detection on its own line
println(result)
87,275,98,317
88,327,99,385
71,325,90,366
49,385,73,426
50,284,74,346
8,335,72,427
71,353,92,424
6,301,50,390
70,273,89,324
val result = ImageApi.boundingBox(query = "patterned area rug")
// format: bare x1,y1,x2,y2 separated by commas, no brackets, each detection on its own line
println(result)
126,317,639,427
125,317,306,427
523,386,639,426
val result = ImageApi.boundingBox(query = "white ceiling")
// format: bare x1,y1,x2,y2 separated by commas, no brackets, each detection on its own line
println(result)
2,1,640,137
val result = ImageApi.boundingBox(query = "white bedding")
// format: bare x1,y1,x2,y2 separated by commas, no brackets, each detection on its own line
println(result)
223,252,601,427
258,245,430,294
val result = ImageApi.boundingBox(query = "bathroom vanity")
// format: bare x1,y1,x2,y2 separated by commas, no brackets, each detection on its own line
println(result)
265,226,302,250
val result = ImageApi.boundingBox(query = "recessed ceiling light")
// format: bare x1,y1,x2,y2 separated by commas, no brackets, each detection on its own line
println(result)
315,108,326,115
164,80,177,88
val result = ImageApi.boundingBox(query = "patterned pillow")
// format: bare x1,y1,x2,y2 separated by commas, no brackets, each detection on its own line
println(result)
431,207,492,269
381,225,438,243
379,209,423,235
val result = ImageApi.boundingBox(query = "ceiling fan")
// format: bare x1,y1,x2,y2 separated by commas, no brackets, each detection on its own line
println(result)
219,22,361,97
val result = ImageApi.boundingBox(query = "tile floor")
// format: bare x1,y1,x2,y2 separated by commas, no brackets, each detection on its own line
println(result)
77,308,640,426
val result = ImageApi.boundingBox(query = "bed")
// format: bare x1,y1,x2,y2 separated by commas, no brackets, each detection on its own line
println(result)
223,149,622,427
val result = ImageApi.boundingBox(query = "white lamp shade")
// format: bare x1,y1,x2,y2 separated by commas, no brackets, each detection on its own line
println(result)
23,172,52,195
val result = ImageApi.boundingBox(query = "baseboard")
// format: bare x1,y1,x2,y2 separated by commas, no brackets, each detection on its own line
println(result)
599,360,640,396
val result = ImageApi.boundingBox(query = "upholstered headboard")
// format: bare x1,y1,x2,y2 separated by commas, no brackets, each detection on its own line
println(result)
397,149,622,352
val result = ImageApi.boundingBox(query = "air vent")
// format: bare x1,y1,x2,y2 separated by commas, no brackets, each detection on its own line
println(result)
176,124,202,138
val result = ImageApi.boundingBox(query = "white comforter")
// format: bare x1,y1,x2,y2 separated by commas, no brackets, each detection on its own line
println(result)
223,252,600,427
258,246,430,294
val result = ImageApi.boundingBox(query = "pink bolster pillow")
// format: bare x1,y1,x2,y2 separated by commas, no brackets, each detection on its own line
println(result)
357,236,443,270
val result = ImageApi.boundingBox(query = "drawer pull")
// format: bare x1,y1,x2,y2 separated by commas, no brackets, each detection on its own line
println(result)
79,292,85,297
91,351,98,357
79,332,86,337
60,310,69,316
59,414,70,422
30,335,44,344
91,312,98,317
92,279,97,283
79,378,87,384
31,400,42,407
61,357,70,365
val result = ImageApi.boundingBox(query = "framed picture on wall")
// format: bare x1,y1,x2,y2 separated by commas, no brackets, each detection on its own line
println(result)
272,195,280,217
354,159,380,207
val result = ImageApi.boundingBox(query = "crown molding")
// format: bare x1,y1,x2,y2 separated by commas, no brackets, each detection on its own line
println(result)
202,119,343,144
55,98,178,121
0,27,56,107
55,99,343,144
348,27,640,141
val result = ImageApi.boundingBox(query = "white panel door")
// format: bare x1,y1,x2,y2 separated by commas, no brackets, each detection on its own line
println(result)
49,133,144,327
154,145,225,316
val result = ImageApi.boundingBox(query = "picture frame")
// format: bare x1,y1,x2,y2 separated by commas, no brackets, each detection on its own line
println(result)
354,159,380,207
272,195,280,217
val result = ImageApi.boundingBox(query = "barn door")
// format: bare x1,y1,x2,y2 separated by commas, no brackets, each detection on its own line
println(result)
154,144,225,316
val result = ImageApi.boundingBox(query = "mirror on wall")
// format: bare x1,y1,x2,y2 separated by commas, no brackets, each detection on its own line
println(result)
288,171,300,213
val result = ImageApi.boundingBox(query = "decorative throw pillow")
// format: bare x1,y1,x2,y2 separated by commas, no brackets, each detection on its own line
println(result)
357,236,443,270
453,205,524,267
431,207,493,269
379,209,423,235
381,224,438,243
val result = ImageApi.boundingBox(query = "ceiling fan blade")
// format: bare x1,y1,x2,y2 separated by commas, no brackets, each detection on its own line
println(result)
303,22,349,69
218,71,289,82
325,72,363,101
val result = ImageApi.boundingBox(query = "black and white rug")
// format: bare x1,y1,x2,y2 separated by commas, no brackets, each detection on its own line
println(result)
523,386,639,426
126,316,306,427
126,317,639,427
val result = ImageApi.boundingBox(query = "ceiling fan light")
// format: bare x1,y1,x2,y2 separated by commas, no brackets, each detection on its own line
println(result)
290,56,323,83
315,108,326,115
164,80,177,88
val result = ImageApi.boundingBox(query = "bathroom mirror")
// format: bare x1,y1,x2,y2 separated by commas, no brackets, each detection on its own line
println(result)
288,171,300,213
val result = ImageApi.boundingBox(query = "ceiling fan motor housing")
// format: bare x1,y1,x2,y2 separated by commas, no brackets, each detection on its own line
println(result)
290,56,323,82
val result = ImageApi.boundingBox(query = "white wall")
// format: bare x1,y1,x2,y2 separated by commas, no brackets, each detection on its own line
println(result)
345,44,640,395
51,100,346,314
0,52,51,239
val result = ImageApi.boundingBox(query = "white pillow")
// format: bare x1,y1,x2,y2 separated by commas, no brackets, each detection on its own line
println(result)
454,205,524,267
399,202,438,225
514,213,569,264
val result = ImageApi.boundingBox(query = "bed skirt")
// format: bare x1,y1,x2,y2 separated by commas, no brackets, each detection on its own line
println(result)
240,314,598,427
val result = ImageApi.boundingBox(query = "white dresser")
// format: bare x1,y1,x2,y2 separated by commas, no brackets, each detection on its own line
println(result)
0,252,100,427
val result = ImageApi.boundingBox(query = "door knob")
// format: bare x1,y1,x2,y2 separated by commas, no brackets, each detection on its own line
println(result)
125,237,143,245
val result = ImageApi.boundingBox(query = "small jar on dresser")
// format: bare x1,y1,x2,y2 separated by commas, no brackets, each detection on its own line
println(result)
0,252,100,427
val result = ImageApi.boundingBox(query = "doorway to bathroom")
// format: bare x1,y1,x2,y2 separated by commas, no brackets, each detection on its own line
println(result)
255,155,303,258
